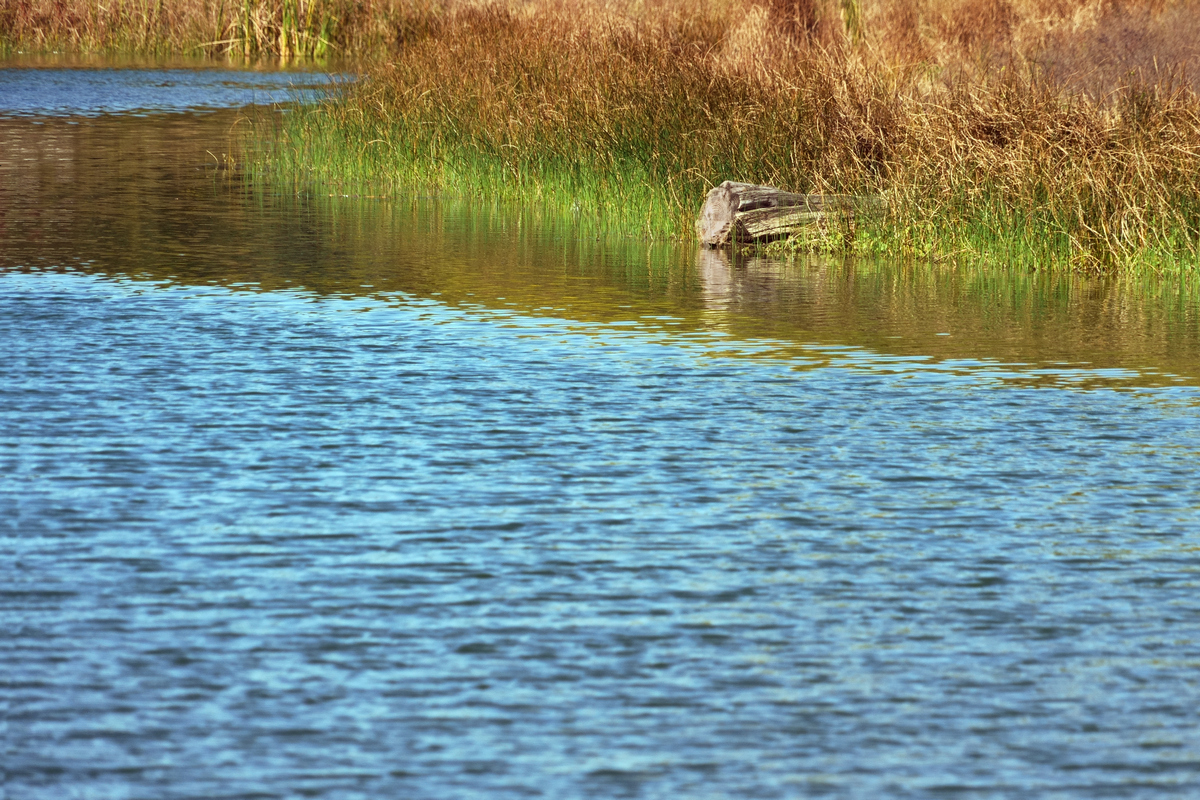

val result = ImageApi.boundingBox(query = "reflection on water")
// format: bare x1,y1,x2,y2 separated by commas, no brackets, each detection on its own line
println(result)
5,70,1200,799
3,110,1198,390
696,249,1200,389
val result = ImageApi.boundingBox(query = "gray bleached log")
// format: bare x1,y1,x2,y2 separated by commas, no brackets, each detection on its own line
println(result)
696,181,880,247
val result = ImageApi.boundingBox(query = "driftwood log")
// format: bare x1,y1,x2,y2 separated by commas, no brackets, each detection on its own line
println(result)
696,181,881,248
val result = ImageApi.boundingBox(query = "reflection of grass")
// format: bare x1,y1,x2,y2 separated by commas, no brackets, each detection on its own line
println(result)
7,101,1196,381
254,0,1200,274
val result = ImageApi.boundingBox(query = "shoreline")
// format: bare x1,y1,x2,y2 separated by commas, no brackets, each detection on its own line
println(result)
8,0,1200,274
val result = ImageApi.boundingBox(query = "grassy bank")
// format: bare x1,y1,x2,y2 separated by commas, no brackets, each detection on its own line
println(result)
8,0,1200,272
259,0,1200,273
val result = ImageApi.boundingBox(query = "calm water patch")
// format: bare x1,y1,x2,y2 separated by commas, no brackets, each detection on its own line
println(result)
4,66,1200,799
0,64,342,117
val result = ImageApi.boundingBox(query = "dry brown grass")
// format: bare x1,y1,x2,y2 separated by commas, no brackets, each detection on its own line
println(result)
763,0,1200,92
0,0,411,57
7,0,1198,77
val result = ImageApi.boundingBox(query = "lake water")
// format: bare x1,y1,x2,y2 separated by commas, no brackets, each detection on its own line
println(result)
4,66,1200,799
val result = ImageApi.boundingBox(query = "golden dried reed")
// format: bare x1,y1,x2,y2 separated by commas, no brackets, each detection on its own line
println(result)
0,0,408,57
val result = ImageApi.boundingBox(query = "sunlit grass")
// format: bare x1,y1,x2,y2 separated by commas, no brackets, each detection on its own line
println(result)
10,0,1200,274
251,0,1200,274
0,0,399,58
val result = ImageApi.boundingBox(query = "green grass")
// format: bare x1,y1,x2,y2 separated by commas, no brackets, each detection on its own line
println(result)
262,103,685,242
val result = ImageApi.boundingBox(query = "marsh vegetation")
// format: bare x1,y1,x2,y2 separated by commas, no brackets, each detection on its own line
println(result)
0,0,395,58
6,0,1200,272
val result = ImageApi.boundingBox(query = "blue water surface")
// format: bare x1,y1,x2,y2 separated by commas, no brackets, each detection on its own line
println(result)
0,66,341,116
5,269,1200,799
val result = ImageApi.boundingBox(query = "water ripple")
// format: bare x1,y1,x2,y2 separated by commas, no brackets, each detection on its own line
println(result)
5,270,1200,798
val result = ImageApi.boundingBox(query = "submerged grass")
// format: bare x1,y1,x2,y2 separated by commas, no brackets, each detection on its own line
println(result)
256,0,1200,274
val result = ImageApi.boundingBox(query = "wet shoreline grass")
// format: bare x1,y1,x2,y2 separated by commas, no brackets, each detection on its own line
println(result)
8,0,1200,273
259,0,1200,274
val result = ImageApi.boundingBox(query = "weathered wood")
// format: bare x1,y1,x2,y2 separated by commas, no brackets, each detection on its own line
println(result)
696,180,880,247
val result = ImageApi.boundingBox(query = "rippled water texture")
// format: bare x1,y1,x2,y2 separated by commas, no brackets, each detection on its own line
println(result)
0,62,341,117
4,67,1200,799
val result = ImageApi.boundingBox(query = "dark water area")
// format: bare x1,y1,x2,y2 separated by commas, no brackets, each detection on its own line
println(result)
4,67,1200,799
